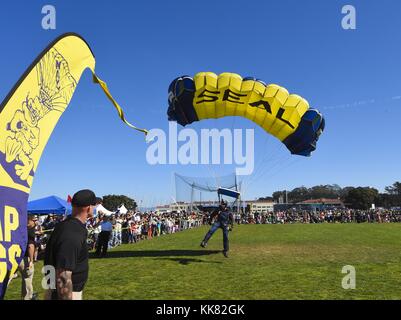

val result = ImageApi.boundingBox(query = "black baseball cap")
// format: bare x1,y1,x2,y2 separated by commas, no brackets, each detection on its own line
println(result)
71,189,97,207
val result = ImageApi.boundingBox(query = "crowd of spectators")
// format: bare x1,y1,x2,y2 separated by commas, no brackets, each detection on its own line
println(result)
31,210,205,259
87,210,204,250
30,207,401,260
235,209,401,224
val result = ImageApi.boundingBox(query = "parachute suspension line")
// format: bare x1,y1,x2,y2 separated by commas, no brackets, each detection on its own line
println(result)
92,74,148,136
234,175,242,215
230,115,237,133
207,133,219,191
255,156,300,192
261,157,301,187
241,124,272,189
241,139,283,193
241,150,289,194
190,183,195,212
171,171,176,208
205,161,218,191
235,174,238,192
253,130,279,170
247,152,292,187
201,116,219,189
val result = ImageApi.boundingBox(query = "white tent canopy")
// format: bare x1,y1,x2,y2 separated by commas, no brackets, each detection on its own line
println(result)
118,204,128,214
95,204,114,216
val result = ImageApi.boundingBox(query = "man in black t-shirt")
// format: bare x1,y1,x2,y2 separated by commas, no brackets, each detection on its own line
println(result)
44,189,97,300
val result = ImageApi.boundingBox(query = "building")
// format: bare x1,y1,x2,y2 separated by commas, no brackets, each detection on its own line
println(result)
298,198,344,208
155,204,170,214
155,199,243,213
247,200,275,213
156,201,212,213
168,202,189,212
273,198,345,212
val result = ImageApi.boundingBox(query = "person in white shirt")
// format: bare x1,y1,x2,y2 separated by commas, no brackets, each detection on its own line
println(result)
167,218,173,234
115,215,123,246
136,222,142,240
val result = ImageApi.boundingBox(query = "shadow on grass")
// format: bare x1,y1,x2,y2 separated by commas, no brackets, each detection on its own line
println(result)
89,249,221,259
154,257,223,265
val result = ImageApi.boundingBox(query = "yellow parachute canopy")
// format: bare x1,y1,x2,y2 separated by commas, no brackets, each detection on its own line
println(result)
167,72,325,157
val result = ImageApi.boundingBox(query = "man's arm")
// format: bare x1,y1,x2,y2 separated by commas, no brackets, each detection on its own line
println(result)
56,269,73,300
27,243,35,265
229,212,234,229
93,218,102,228
209,210,219,222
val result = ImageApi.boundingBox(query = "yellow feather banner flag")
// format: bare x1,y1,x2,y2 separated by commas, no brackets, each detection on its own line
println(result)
0,33,147,298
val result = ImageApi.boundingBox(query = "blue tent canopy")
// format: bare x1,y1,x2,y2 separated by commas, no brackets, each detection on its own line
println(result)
28,196,72,215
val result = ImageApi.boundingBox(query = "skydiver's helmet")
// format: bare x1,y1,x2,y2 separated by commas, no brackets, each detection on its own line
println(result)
219,200,228,211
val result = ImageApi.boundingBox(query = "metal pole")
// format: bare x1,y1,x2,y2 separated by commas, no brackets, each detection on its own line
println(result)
190,183,194,213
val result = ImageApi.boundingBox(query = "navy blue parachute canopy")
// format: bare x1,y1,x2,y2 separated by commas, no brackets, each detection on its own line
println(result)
282,109,325,156
167,76,198,126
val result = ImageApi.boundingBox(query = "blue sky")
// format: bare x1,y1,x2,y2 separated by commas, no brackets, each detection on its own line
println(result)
1,0,400,206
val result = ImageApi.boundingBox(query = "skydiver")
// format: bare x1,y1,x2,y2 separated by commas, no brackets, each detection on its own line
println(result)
200,201,234,258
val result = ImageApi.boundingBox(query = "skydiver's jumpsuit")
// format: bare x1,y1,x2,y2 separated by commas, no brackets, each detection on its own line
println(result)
202,210,234,252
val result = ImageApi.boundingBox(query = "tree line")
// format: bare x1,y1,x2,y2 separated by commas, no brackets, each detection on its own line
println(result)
101,195,137,212
267,182,401,210
98,183,401,212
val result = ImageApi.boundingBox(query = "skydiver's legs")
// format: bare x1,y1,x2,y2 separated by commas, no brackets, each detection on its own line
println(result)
201,222,221,247
222,226,229,253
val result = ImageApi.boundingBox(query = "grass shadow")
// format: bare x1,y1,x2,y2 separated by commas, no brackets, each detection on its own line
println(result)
153,257,223,265
89,249,221,259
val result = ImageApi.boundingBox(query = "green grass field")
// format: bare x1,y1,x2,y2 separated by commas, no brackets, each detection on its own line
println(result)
5,223,401,300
